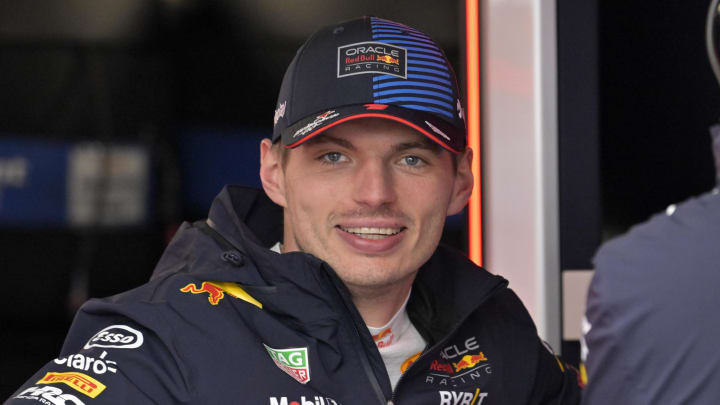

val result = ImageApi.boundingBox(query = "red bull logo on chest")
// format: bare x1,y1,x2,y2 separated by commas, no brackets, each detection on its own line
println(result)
452,353,487,372
179,281,263,309
181,281,225,305
425,337,493,388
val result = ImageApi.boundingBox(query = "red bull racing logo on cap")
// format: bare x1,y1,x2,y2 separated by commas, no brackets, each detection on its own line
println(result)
377,55,399,65
264,344,311,384
337,41,407,79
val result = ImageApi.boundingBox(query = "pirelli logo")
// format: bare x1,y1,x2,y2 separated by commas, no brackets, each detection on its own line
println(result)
37,371,107,398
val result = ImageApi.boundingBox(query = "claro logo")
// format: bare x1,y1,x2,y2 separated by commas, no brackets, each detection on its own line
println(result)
83,325,144,350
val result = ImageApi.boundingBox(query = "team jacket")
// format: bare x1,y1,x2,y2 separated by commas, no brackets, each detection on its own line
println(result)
5,186,581,405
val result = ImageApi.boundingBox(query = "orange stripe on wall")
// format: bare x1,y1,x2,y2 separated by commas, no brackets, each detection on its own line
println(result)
466,0,482,266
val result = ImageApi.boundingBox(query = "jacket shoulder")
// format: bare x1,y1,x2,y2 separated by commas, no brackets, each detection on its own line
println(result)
5,299,194,404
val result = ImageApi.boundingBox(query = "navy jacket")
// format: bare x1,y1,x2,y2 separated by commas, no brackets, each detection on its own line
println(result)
6,186,580,405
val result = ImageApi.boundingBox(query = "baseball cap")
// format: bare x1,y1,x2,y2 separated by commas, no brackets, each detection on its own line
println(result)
272,16,466,153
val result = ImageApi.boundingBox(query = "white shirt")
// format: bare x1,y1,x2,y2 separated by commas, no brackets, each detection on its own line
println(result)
366,290,426,390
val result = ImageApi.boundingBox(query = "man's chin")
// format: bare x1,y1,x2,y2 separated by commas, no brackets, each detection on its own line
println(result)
331,259,415,286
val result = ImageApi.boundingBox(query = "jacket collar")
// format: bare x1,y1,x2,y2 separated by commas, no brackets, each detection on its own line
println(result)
409,244,508,344
207,185,508,339
207,185,283,250
157,185,507,346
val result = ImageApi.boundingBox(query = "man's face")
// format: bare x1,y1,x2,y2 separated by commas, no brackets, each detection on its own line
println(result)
261,118,472,295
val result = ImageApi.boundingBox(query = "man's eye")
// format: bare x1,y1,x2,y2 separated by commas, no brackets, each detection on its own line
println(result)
321,152,347,164
401,155,424,167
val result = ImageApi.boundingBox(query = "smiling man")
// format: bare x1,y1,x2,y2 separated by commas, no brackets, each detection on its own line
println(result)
6,17,580,404
260,117,472,329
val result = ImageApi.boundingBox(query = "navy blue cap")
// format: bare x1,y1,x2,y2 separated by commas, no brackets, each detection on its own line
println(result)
272,16,466,153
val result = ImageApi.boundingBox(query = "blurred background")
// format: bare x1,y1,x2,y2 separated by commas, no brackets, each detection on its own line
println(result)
1,0,718,398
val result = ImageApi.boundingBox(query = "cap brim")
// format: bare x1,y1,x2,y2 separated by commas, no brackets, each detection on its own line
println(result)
281,104,465,153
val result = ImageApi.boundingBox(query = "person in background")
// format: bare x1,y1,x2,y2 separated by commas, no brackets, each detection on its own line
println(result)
581,1,720,402
5,17,580,404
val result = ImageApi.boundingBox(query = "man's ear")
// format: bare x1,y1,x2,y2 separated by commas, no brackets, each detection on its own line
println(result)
447,148,474,216
259,139,287,207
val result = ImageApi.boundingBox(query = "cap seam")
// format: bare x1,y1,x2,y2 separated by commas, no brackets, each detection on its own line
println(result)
289,28,326,129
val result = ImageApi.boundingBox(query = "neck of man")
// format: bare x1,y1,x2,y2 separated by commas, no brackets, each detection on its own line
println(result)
347,279,414,327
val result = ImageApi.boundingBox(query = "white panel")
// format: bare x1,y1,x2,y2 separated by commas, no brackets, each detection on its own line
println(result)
481,0,560,348
562,270,594,340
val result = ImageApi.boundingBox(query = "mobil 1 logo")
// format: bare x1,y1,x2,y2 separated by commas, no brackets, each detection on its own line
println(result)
337,41,407,79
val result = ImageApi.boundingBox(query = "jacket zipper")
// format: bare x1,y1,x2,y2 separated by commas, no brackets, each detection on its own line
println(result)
388,280,508,405
322,265,389,405
348,314,390,405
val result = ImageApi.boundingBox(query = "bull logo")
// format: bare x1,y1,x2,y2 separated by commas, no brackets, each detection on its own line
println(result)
180,281,263,309
377,55,399,64
452,352,488,372
180,281,225,305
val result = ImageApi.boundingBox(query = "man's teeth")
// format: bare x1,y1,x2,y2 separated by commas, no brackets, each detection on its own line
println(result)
340,226,402,239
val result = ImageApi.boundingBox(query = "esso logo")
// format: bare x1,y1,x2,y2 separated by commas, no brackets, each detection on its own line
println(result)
84,325,144,350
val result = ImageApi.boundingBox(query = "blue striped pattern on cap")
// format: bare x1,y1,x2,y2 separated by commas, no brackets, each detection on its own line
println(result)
370,17,456,119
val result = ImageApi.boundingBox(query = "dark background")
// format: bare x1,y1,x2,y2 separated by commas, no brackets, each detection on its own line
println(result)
599,2,718,234
2,0,719,399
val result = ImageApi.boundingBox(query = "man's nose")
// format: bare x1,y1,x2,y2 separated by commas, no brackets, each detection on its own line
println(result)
352,161,397,207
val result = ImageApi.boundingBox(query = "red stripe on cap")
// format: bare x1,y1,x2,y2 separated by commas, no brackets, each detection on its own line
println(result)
285,113,460,154
364,104,389,110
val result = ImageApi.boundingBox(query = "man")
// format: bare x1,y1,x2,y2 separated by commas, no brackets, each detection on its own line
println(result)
581,3,720,401
581,130,720,404
5,17,580,404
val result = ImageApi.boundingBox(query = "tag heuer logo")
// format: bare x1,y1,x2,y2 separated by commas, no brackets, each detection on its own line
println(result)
264,344,311,384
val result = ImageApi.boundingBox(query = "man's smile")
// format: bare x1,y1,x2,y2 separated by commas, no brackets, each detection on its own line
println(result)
334,222,408,254
336,225,406,240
